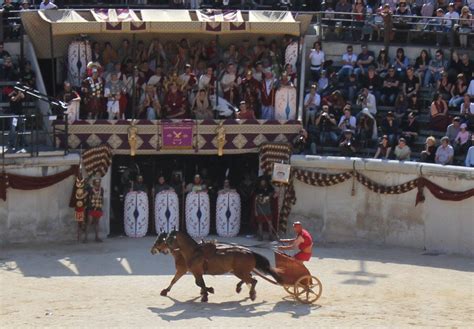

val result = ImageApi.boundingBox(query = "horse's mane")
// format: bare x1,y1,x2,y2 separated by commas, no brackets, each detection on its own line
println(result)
175,230,198,247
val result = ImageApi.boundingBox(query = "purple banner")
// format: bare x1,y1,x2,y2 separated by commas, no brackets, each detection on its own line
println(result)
161,121,194,149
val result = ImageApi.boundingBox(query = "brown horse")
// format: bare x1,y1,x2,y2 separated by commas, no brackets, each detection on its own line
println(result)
165,230,281,302
150,232,215,297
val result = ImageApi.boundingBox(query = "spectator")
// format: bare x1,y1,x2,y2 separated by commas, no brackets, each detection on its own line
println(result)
420,136,437,163
401,112,420,146
20,0,30,11
446,117,462,144
317,70,329,94
458,54,474,81
7,89,25,151
338,105,357,133
449,73,468,108
342,73,359,103
357,87,377,115
394,138,411,160
323,90,346,117
443,3,459,45
192,89,213,119
460,94,474,129
163,83,186,119
308,41,325,83
448,50,462,79
424,49,448,87
39,0,58,10
435,136,454,165
408,93,422,113
374,135,392,159
414,49,430,84
20,61,36,88
0,56,17,81
303,84,321,127
338,45,357,80
381,66,400,106
468,78,474,98
437,71,453,101
393,0,412,41
354,44,375,77
104,72,125,120
260,69,277,120
454,123,471,154
356,108,377,147
0,42,11,59
361,66,382,100
430,92,450,131
465,135,474,167
339,129,357,157
394,92,409,122
352,0,367,40
315,105,338,146
102,42,119,71
236,100,256,120
375,48,390,78
403,66,420,98
392,48,410,78
381,111,400,146
458,6,473,48
139,85,161,120
380,4,394,45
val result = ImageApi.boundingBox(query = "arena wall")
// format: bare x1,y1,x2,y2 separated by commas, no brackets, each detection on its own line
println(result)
289,155,474,257
0,154,111,244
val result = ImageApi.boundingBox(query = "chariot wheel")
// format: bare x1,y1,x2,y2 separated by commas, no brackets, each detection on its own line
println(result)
283,284,295,295
293,275,322,304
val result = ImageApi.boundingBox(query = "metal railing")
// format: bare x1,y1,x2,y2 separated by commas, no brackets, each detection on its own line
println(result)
1,112,69,165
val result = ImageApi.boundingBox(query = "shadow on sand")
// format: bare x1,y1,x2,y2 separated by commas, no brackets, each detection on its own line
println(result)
148,296,321,321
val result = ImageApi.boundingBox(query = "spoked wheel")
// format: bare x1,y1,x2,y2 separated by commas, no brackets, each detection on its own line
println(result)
283,284,295,295
293,275,323,304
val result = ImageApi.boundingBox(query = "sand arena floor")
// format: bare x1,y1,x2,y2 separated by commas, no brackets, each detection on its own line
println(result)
0,236,473,328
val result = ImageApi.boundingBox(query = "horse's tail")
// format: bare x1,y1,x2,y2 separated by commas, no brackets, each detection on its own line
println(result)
253,252,282,284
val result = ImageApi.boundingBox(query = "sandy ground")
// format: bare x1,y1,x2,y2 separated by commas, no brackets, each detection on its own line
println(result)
0,236,473,329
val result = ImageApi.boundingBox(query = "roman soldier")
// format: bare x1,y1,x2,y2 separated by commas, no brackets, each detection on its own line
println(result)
185,174,207,193
86,175,104,243
164,82,187,119
130,175,147,193
153,175,173,195
253,178,277,241
260,69,277,120
241,70,260,115
81,62,105,119
220,63,241,105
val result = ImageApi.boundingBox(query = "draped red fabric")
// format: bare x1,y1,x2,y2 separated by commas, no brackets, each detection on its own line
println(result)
420,177,474,202
0,165,78,201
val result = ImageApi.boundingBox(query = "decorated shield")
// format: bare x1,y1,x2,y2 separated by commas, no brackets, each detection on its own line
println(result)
185,192,210,238
124,191,149,238
275,86,297,120
216,190,241,237
154,190,180,234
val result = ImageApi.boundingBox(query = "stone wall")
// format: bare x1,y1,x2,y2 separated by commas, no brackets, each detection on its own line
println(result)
289,155,474,256
0,154,111,244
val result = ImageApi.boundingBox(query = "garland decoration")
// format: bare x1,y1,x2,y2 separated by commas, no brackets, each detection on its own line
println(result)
259,142,292,175
0,165,79,201
355,172,419,195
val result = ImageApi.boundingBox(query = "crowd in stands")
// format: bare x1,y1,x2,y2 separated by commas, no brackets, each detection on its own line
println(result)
57,37,298,121
298,42,474,167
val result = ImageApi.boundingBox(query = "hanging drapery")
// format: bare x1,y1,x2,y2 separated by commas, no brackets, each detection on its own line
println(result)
259,142,293,175
82,144,112,177
0,165,79,201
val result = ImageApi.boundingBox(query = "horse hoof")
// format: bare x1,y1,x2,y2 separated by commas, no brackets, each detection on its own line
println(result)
207,287,214,294
160,289,168,296
236,286,242,294
250,292,256,301
201,295,208,302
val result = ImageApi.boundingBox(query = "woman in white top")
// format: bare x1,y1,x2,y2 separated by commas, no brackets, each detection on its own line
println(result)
308,41,325,83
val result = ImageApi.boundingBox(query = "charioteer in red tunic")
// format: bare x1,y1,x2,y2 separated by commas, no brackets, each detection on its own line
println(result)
278,221,313,262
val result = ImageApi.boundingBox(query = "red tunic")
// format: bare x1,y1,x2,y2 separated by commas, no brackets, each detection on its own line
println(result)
294,229,313,261
164,90,187,119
